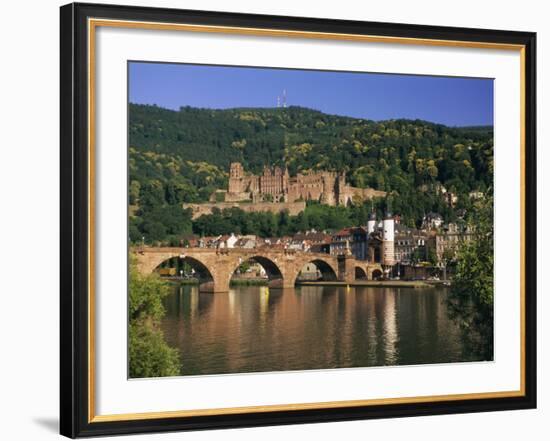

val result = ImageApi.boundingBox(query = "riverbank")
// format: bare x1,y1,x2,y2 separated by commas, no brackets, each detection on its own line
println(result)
230,279,268,286
162,277,198,284
162,277,269,287
297,280,450,288
163,277,450,289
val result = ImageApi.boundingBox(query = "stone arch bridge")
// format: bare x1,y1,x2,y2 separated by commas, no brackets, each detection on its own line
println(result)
132,247,383,292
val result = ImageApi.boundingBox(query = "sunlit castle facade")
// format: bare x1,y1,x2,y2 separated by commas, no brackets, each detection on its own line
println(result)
226,162,385,206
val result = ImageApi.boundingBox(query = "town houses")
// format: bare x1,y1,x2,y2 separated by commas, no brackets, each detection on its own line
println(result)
175,209,472,280
329,227,369,260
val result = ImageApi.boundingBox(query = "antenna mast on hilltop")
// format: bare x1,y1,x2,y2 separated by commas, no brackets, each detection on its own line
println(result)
282,89,287,108
277,95,281,108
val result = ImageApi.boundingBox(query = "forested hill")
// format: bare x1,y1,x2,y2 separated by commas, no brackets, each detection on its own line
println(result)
128,103,493,242
130,104,492,186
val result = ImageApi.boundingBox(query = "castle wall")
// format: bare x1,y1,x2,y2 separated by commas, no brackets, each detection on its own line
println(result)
288,173,327,203
183,201,307,219
342,186,387,204
224,192,252,202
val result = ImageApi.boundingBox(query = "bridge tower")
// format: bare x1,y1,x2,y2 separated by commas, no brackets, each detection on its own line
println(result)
367,210,376,234
381,211,395,273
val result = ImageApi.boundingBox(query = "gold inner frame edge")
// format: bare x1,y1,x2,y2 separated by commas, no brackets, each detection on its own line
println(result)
87,17,527,423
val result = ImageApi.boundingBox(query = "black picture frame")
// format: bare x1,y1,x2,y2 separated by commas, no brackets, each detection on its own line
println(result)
60,2,537,438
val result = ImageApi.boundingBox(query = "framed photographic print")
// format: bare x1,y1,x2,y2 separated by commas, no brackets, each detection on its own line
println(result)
60,2,537,438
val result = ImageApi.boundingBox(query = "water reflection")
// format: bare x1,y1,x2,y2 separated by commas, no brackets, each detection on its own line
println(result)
161,285,475,376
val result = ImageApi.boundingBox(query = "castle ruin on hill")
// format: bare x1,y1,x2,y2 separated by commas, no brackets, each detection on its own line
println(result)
223,162,386,206
183,162,386,220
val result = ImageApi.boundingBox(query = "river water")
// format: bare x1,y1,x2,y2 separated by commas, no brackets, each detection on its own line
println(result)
160,285,480,376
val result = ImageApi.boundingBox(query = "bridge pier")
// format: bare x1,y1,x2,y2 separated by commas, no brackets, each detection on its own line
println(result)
337,255,356,284
198,280,226,293
268,278,296,289
199,272,232,293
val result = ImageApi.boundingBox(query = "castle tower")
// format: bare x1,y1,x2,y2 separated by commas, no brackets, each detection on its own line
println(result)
230,162,243,179
282,167,290,200
336,171,347,205
228,162,244,194
320,173,336,206
274,166,283,200
381,212,395,266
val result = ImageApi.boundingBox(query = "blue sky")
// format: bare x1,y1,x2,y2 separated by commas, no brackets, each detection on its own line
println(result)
129,62,493,127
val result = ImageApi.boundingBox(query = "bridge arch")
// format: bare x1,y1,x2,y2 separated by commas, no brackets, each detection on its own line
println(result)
229,255,286,288
307,259,337,280
355,266,368,280
152,255,218,292
294,257,338,285
371,268,383,280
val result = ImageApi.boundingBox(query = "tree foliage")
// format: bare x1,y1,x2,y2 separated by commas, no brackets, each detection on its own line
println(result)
190,202,385,238
447,193,494,360
129,258,180,378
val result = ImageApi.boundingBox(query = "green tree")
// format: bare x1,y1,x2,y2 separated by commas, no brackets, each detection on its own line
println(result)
129,258,180,378
129,324,180,379
427,248,438,266
129,180,141,205
447,193,494,360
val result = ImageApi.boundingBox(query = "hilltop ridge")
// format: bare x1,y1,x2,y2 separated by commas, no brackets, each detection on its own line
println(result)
130,103,492,175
